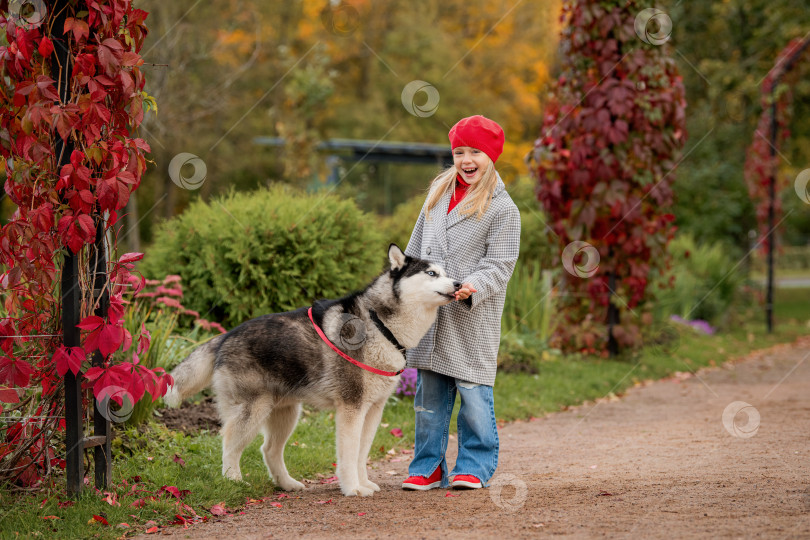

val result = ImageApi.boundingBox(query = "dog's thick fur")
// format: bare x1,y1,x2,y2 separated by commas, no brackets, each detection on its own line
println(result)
164,244,458,497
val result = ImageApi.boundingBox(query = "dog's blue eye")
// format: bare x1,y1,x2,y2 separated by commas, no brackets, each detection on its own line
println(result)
426,271,436,277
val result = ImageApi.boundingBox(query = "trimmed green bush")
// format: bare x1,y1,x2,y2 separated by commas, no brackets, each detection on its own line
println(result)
652,233,744,328
139,184,387,328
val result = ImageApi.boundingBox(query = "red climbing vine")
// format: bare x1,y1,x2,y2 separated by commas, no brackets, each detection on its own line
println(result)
532,0,687,352
743,35,810,254
0,1,169,487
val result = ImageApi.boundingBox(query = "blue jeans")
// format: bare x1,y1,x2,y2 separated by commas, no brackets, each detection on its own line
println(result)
408,369,499,487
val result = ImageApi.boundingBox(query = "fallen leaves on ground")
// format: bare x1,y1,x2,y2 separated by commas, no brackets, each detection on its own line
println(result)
89,515,109,526
209,502,228,516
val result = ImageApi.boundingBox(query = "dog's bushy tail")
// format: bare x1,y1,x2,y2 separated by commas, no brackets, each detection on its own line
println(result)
164,334,225,408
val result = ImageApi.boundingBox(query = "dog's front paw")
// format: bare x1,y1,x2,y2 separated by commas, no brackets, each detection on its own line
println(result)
278,478,306,491
223,468,243,482
342,484,374,497
362,480,380,492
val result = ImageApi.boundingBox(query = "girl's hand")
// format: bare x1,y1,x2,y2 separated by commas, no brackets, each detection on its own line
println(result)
454,282,477,301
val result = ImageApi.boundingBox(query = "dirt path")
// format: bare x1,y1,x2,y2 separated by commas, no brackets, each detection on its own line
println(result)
146,338,810,539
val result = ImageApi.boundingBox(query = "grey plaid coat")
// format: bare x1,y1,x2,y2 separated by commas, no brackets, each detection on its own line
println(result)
404,174,521,386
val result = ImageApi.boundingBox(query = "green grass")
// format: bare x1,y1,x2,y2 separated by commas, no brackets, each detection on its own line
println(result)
1,289,808,538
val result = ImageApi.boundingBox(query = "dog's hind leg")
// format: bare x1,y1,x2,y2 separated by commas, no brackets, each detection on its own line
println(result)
260,403,305,491
335,404,373,497
220,397,272,482
356,398,386,493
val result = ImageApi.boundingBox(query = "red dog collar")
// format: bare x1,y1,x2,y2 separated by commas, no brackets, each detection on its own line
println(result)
308,307,404,377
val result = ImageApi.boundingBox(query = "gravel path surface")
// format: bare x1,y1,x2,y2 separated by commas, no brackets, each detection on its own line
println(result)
143,337,810,539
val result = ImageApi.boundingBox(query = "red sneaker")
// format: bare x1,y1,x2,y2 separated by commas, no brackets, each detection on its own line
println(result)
402,466,442,491
451,474,482,489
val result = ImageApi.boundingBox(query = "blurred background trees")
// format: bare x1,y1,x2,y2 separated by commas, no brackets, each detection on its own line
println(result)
3,0,804,255
96,0,562,248
2,0,808,354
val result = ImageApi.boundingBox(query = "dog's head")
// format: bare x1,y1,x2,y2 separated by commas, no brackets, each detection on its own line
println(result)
388,244,460,308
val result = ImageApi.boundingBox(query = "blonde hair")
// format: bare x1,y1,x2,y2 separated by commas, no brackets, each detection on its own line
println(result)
424,159,498,221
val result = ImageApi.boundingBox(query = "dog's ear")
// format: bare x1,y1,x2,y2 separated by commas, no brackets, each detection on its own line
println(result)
388,243,406,271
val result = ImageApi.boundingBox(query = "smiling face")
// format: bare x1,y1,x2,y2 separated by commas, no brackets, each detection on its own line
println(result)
453,146,491,185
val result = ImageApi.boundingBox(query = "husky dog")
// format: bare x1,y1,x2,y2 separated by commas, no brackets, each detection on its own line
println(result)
164,244,459,497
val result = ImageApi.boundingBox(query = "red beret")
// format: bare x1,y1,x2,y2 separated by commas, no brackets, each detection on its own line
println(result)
448,115,505,163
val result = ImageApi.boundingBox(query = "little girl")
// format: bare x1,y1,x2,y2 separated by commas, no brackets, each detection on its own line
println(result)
402,115,521,490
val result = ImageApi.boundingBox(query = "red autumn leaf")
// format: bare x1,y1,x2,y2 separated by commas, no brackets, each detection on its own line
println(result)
319,476,339,484
0,387,20,403
0,357,34,388
269,502,282,508
357,512,367,516
53,346,85,377
118,252,144,265
64,17,90,41
390,428,403,438
102,491,120,506
38,37,54,58
209,502,227,516
91,514,109,526
14,80,37,96
98,323,124,357
158,485,190,499
445,491,460,497
97,38,124,75
35,75,59,100
77,316,104,332
314,499,333,504
173,453,186,468
169,514,192,526
28,203,54,231
41,515,60,520
145,526,159,534
51,104,80,140
57,500,74,508
96,175,131,211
